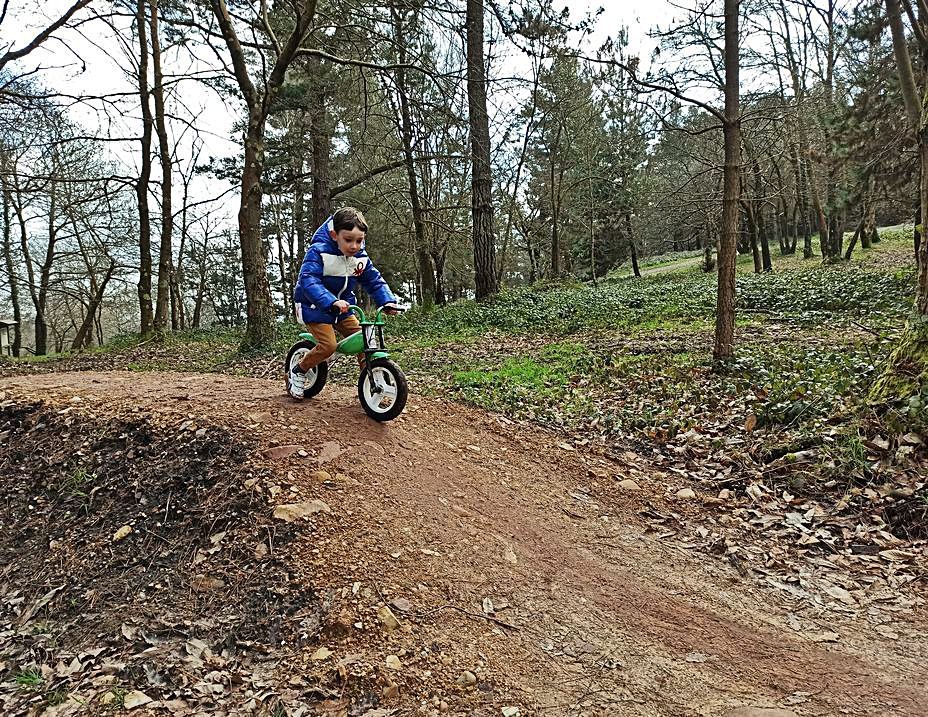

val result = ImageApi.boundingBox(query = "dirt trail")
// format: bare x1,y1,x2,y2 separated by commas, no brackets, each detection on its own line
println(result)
2,371,926,717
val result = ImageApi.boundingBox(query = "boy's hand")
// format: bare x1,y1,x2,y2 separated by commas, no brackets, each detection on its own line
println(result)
382,303,403,316
332,300,350,313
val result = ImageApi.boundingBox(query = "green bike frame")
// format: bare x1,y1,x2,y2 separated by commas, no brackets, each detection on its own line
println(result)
298,305,391,362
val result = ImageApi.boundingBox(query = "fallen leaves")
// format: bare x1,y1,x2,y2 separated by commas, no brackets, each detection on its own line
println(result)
311,647,333,661
123,690,153,709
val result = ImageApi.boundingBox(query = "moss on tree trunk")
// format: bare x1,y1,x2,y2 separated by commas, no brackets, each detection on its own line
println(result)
869,318,928,428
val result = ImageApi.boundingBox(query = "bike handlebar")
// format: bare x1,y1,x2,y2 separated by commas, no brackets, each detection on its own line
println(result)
347,304,406,323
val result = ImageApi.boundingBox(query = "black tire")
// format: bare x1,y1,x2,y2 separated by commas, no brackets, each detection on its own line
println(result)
357,358,408,421
284,340,328,399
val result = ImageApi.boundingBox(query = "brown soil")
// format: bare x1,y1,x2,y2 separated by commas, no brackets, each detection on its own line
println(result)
1,370,926,717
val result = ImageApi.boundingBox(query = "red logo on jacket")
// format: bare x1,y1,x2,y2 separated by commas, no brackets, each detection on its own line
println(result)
353,261,365,276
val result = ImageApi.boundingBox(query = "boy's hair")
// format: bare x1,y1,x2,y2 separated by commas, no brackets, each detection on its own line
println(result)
331,207,368,234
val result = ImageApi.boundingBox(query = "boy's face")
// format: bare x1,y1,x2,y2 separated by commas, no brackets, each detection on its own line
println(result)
332,227,365,256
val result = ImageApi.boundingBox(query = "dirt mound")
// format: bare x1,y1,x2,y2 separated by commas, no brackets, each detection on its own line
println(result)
0,400,352,716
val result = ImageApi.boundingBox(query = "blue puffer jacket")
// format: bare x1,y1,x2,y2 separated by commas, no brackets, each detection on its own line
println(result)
294,218,396,325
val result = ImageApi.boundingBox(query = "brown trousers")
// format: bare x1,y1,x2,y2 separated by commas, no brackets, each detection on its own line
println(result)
297,315,362,371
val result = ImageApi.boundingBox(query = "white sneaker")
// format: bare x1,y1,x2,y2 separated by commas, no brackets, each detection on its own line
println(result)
288,369,306,399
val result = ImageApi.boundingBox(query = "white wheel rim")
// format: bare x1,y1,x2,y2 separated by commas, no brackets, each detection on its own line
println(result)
289,348,318,388
362,367,398,413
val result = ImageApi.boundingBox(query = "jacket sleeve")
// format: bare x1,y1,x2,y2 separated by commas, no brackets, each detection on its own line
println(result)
296,247,338,308
359,258,396,307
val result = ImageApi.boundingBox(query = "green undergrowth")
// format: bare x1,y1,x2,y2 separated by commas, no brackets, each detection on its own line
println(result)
416,329,886,440
395,261,912,345
394,230,918,441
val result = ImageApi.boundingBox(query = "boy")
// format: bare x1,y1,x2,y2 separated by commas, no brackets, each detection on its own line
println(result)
289,207,399,399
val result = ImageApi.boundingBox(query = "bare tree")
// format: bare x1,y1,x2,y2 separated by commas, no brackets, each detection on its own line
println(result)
389,2,436,309
207,0,318,347
0,0,92,74
135,0,155,336
150,0,174,331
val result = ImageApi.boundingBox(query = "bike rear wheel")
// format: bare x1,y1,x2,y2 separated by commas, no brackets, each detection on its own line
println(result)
284,340,328,399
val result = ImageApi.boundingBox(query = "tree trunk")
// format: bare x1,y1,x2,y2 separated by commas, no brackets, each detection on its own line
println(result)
703,240,716,273
787,140,813,258
845,218,863,260
860,210,873,249
11,179,37,353
432,248,448,305
714,0,740,363
35,176,59,356
276,230,291,317
150,0,173,331
627,213,641,278
548,125,564,279
828,214,844,259
798,154,814,259
745,147,772,271
309,69,332,226
1,180,22,355
522,222,538,284
192,242,208,330
136,0,155,337
744,203,762,273
294,109,308,273
72,261,116,350
758,205,772,271
812,188,831,260
779,197,791,254
393,6,435,310
239,115,276,347
466,0,499,299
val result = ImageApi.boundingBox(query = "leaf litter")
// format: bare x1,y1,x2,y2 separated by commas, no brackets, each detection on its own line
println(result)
0,401,348,716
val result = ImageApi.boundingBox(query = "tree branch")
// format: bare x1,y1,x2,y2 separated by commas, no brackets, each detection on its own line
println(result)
0,0,92,72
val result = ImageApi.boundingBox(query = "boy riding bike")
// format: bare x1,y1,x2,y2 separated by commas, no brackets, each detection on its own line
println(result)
289,207,400,399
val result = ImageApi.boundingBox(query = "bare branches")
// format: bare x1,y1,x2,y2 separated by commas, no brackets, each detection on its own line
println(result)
0,0,92,72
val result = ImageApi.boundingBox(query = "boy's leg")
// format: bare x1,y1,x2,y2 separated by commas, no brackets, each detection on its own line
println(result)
297,323,338,371
290,321,341,398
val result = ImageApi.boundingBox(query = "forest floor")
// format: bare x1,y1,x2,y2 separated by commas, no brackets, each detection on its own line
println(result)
1,228,926,716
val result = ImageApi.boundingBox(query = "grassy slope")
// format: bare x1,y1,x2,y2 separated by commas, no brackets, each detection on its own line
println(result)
393,226,915,439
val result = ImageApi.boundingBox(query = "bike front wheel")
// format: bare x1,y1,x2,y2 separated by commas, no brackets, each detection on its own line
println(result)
357,358,408,421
